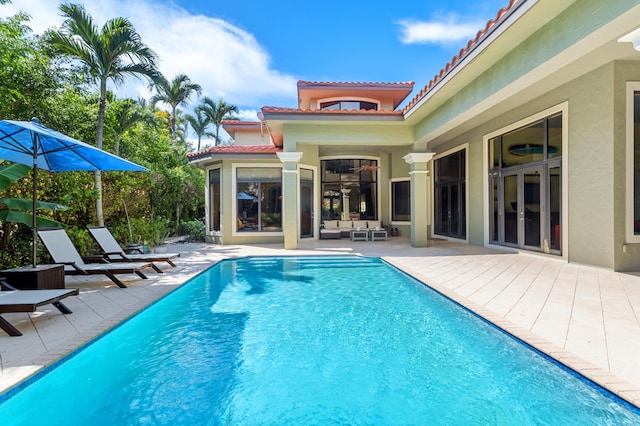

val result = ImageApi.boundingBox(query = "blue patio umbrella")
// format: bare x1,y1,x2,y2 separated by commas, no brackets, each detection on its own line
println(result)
0,118,148,267
237,192,257,200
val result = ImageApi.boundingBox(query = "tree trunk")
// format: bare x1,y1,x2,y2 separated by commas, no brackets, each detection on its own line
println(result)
95,79,108,226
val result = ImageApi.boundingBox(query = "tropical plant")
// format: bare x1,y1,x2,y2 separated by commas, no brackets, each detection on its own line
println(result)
0,7,59,121
0,162,68,257
184,108,214,152
197,97,238,146
49,3,159,226
106,98,149,155
149,73,202,140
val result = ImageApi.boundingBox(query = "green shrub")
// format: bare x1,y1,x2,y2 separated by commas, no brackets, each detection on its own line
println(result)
105,217,170,247
178,220,205,242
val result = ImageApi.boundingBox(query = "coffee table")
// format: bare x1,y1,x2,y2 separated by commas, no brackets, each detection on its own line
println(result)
369,229,388,241
350,229,368,241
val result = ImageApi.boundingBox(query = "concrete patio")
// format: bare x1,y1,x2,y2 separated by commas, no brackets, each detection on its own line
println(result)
1,237,640,408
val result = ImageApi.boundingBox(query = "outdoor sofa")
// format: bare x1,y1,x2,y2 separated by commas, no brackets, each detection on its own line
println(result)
320,220,383,239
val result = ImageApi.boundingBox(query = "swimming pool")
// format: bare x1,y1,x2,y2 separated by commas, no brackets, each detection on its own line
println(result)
1,256,639,424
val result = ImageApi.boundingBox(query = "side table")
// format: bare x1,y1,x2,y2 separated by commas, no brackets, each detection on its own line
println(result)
0,264,65,289
350,229,368,241
369,229,388,242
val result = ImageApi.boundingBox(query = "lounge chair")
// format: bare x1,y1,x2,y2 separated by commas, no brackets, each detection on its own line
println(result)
0,278,79,336
87,226,180,268
37,228,155,289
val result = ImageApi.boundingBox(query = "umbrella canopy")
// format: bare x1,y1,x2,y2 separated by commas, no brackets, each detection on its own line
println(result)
237,192,257,200
0,118,147,172
0,118,148,267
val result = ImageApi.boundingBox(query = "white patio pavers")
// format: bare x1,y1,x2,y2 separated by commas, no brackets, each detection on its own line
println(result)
1,237,640,408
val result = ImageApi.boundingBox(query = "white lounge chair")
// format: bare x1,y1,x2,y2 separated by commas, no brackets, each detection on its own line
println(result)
37,228,156,288
0,278,79,336
87,226,180,268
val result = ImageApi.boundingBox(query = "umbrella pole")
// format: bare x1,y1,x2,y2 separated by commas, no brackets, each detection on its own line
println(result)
32,134,38,268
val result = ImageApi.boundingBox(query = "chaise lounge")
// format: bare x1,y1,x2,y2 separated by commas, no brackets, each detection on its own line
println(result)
0,278,79,336
37,228,156,289
87,226,180,268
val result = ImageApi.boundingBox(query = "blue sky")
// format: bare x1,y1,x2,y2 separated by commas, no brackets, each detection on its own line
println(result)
2,0,508,120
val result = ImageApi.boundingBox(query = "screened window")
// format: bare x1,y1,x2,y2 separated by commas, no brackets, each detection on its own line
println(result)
236,167,282,232
391,180,410,222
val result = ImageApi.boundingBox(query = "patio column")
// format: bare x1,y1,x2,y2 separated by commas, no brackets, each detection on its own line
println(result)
403,152,435,247
340,188,351,220
277,151,303,250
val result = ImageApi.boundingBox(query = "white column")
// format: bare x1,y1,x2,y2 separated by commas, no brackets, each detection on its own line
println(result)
403,152,435,247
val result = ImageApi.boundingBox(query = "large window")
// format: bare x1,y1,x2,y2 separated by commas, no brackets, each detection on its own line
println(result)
208,168,221,232
434,149,466,239
391,180,410,222
236,167,282,232
488,112,562,253
627,83,640,241
321,159,378,221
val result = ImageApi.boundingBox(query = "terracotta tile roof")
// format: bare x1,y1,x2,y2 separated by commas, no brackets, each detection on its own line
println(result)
297,81,414,89
261,106,404,115
221,120,262,127
187,144,281,161
403,0,523,112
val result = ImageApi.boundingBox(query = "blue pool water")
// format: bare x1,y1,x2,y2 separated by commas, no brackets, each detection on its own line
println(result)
1,256,639,424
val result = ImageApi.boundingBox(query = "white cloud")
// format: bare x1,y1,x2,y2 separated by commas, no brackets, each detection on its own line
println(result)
1,0,298,109
398,15,484,45
235,109,261,122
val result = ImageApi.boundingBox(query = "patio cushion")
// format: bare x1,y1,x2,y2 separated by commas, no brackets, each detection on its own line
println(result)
368,220,382,229
338,220,353,229
323,220,338,229
353,220,368,229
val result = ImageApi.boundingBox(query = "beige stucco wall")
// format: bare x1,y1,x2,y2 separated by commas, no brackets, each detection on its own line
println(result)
426,62,630,269
232,129,270,146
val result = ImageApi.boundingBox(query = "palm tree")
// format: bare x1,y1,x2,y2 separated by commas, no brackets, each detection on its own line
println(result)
110,99,146,155
50,3,158,226
198,97,239,146
184,109,214,152
150,73,202,140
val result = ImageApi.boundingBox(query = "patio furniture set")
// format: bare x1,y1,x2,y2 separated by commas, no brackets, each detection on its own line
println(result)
319,219,388,241
0,227,181,336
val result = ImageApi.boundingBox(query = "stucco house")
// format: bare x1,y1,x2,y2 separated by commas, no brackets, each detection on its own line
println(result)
188,0,640,272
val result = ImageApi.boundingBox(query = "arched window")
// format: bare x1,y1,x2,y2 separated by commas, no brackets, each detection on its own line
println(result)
319,100,378,111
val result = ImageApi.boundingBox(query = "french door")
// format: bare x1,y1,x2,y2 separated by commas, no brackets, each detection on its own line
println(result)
501,167,542,250
435,182,466,238
491,163,560,253
434,149,466,239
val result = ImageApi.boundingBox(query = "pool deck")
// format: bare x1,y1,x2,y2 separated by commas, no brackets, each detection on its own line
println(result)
1,237,640,407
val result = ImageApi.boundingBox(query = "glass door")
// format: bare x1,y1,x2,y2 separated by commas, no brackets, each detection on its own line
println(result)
522,168,542,250
434,150,466,239
300,168,314,238
499,167,542,250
